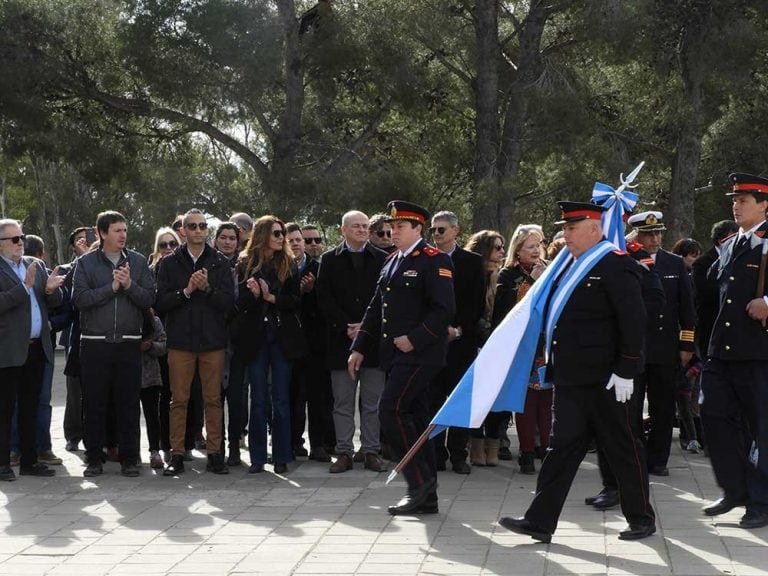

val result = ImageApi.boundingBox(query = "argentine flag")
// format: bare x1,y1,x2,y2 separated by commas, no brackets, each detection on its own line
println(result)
429,240,615,437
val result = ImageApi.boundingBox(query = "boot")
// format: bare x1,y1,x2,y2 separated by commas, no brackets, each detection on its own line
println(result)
470,438,486,466
518,451,536,474
484,438,500,467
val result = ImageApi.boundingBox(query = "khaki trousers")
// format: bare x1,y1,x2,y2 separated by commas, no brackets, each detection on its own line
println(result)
168,349,225,455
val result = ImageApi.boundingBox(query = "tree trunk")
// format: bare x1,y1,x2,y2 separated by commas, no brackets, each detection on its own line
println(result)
471,0,500,228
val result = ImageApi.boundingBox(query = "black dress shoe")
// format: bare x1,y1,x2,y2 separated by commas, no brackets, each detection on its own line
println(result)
0,465,16,481
451,460,471,475
498,517,552,543
84,462,103,477
648,465,669,477
164,455,185,476
618,524,656,540
739,510,768,529
593,490,620,510
703,497,747,516
121,461,140,477
388,479,437,515
19,462,55,477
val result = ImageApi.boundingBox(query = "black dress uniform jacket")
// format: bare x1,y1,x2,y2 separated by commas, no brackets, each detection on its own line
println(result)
692,245,721,358
316,242,387,369
645,249,696,365
549,251,646,385
708,223,768,360
352,239,456,369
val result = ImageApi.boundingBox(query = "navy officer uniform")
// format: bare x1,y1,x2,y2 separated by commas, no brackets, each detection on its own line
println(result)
700,173,768,529
627,211,696,476
351,200,455,515
500,202,655,542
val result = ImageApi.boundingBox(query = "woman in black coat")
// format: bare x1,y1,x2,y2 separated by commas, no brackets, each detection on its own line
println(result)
233,216,302,474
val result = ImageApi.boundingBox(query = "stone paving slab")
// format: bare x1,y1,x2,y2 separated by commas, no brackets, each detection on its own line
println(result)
1,351,768,574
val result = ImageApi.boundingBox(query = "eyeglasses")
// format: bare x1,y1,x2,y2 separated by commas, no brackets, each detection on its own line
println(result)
375,230,392,238
304,237,323,244
493,244,505,252
0,235,25,244
185,222,208,231
430,226,447,235
272,229,286,238
158,241,179,250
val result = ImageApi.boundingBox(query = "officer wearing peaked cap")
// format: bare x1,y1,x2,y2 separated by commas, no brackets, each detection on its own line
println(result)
500,201,655,542
626,210,696,477
349,200,455,516
700,172,768,529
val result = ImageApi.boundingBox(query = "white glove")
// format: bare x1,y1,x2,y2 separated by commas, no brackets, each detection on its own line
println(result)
606,373,634,403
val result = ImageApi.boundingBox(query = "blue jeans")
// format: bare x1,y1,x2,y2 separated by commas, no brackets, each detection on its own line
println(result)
11,360,54,453
247,340,293,465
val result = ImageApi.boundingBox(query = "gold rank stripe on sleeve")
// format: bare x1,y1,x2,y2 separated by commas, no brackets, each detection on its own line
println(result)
438,268,453,279
679,329,695,343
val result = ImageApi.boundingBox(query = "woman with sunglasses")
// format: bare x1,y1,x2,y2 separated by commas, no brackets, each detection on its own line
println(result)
464,230,507,467
492,224,550,474
233,215,302,474
149,227,181,268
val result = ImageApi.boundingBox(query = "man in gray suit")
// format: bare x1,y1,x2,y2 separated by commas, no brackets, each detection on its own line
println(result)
0,219,64,481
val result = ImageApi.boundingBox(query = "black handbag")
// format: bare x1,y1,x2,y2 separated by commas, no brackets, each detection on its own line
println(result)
277,311,308,360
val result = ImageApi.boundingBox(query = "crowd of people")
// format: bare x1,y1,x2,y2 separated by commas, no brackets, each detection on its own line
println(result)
0,178,766,535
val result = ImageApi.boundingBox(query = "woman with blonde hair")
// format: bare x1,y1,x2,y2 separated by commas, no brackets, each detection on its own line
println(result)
149,227,180,268
464,229,507,467
492,224,550,474
232,215,303,475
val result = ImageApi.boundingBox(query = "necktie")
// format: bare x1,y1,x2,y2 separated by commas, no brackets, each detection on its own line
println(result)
736,234,750,252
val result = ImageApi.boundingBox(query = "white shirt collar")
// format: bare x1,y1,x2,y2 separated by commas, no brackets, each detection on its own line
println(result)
739,220,765,239
399,238,423,258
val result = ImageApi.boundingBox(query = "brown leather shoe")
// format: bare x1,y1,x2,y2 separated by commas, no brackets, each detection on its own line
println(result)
364,453,387,472
329,453,353,473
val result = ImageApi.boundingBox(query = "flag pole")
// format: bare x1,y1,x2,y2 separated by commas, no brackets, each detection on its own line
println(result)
385,424,436,485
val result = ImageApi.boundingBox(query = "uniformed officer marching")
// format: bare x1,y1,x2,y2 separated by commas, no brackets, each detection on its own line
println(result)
500,201,656,542
627,211,696,476
349,200,455,515
700,173,768,529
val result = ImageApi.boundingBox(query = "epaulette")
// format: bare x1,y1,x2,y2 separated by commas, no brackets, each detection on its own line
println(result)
612,249,628,256
626,241,644,253
423,246,440,257
757,230,766,239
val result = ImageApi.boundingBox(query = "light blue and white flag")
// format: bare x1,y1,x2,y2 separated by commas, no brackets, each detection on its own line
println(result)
591,161,644,250
429,239,616,437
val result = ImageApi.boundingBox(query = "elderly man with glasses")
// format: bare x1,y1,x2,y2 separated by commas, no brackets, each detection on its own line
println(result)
427,211,486,474
155,209,235,476
0,220,64,481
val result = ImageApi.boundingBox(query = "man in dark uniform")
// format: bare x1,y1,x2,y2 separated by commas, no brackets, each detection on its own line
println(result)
700,173,768,529
500,201,655,542
428,210,485,474
349,200,455,515
627,211,696,476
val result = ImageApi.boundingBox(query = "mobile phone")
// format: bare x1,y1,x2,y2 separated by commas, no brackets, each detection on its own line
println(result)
85,227,97,246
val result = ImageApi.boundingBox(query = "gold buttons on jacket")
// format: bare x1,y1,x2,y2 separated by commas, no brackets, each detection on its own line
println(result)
726,299,732,304
383,333,388,338
725,345,731,350
725,322,731,327
729,276,735,281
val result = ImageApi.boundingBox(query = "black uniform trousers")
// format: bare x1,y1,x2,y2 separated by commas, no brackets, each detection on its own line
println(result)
701,358,768,513
81,340,142,464
637,363,677,469
525,384,655,534
0,340,45,468
380,363,440,490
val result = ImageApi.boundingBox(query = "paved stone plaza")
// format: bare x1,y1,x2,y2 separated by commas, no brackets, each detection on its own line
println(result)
1,351,767,575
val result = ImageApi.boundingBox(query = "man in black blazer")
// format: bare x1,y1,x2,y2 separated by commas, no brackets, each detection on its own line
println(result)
427,211,485,474
316,211,388,473
0,219,64,481
500,201,655,542
700,173,768,529
627,211,696,476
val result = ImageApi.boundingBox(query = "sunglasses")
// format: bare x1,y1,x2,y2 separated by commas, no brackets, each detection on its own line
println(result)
272,229,286,238
375,230,392,238
0,234,25,244
185,222,208,231
158,241,179,250
304,237,323,244
430,226,448,235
